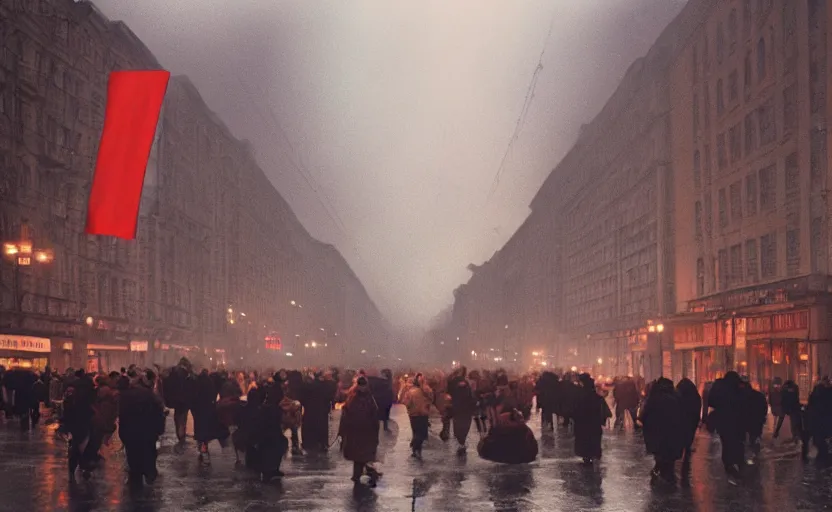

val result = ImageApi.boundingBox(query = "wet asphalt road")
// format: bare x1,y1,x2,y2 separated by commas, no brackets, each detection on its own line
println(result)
0,405,830,512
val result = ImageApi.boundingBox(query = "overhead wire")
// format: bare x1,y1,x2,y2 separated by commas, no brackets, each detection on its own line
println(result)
486,6,557,202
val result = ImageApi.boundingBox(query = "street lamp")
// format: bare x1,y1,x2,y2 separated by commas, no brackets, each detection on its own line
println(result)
3,223,54,327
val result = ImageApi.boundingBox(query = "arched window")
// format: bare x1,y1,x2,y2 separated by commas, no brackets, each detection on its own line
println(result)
757,37,766,80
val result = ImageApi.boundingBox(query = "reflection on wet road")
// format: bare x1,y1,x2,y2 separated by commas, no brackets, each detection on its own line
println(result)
0,406,830,511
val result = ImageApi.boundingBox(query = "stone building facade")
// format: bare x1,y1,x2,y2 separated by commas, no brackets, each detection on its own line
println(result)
0,0,388,371
670,0,832,398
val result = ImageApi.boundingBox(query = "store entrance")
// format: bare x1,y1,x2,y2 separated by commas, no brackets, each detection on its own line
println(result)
747,339,810,400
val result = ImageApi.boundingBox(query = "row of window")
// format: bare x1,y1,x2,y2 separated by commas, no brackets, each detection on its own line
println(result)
695,229,786,295
695,155,793,236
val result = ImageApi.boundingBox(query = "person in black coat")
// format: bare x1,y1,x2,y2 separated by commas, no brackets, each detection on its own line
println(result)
534,371,559,431
807,378,832,464
572,374,611,465
192,370,229,459
119,375,165,487
301,373,334,453
162,358,195,445
741,378,768,461
641,378,685,484
258,380,288,482
708,372,745,479
675,378,702,474
613,377,641,430
448,366,477,453
774,380,801,441
369,372,395,432
59,370,96,482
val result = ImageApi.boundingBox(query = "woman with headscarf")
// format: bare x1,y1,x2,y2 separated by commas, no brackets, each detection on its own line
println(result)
338,376,381,487
572,373,611,465
640,377,685,484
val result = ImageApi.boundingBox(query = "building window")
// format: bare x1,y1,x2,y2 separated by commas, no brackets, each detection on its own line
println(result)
811,217,823,273
730,181,742,221
703,144,712,184
759,164,776,211
746,238,759,282
787,229,800,276
746,173,758,216
730,244,743,284
718,188,728,228
730,123,742,163
703,37,710,73
758,97,776,145
696,258,705,296
693,94,700,137
705,193,713,235
757,37,767,80
693,150,701,189
761,232,777,278
718,249,729,290
717,79,725,114
692,45,699,82
743,0,752,29
783,84,797,137
695,201,703,238
717,133,727,170
744,51,752,100
703,83,711,130
717,22,725,63
729,9,738,53
744,112,757,155
729,69,738,102
785,152,799,194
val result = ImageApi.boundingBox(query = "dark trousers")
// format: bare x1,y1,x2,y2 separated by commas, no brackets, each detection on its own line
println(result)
452,414,473,445
614,406,638,428
720,433,745,471
541,409,554,429
290,427,300,449
124,437,158,485
409,415,429,453
174,408,189,442
774,413,801,439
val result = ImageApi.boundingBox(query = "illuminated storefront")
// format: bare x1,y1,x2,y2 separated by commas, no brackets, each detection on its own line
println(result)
0,335,51,371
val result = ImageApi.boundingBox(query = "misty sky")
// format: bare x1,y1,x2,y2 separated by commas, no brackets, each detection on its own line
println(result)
92,0,684,328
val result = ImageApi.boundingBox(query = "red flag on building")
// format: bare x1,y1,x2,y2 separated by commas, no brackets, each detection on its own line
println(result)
85,70,170,239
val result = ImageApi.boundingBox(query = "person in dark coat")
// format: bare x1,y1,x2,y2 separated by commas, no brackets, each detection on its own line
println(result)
572,373,611,465
613,376,641,430
534,371,559,431
192,370,229,460
708,372,745,479
448,366,477,453
640,378,685,484
741,378,768,461
339,376,381,487
162,358,195,445
675,378,702,473
235,386,266,469
119,374,165,487
369,372,395,432
807,378,832,464
257,379,288,482
300,373,334,453
59,371,96,482
10,369,39,430
477,409,538,464
774,380,801,441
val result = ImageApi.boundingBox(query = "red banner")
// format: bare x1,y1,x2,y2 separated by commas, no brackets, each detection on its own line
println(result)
85,70,170,239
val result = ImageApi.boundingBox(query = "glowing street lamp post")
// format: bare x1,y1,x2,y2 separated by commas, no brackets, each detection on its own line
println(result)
3,222,54,328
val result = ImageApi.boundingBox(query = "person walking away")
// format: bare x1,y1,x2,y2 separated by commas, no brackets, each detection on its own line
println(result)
369,371,395,432
192,370,229,462
118,374,165,487
257,378,288,482
279,382,303,455
338,376,381,487
300,372,334,453
708,372,746,481
88,375,119,466
613,376,640,430
534,372,559,431
401,373,433,459
572,373,611,465
769,377,784,435
640,378,685,485
775,380,801,442
807,377,832,465
448,366,477,454
59,370,96,482
162,358,195,446
675,378,702,477
741,378,768,464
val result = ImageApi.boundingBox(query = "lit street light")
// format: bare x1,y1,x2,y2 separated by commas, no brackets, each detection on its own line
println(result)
3,221,54,327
